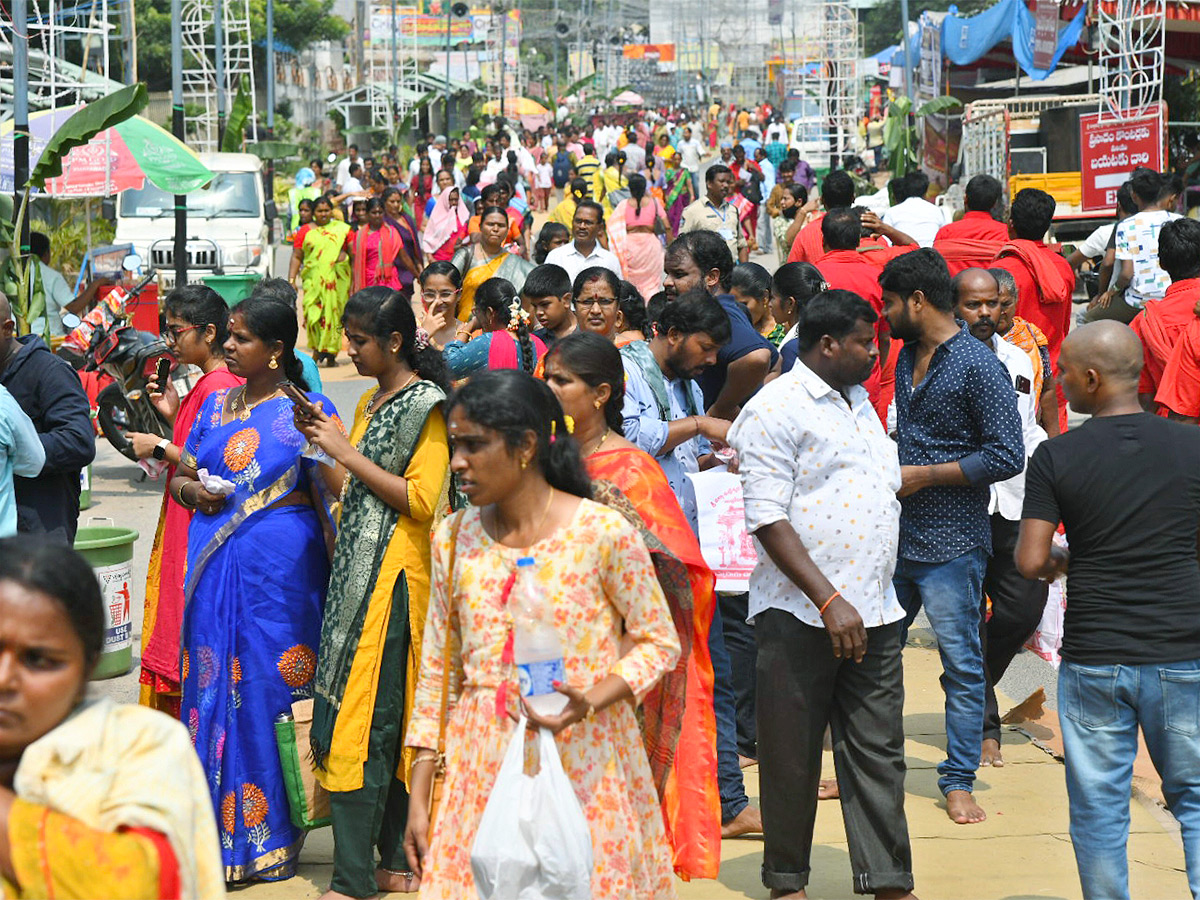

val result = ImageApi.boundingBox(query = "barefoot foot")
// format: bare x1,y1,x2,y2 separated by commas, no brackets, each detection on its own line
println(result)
980,738,1004,767
945,789,986,824
721,804,763,838
375,867,421,893
818,778,840,800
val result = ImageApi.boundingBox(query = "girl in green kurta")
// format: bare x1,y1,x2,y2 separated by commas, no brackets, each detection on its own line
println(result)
296,287,452,899
288,195,352,366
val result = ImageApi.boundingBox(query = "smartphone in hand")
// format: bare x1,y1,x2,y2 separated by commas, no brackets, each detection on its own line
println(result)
154,357,171,391
278,381,318,416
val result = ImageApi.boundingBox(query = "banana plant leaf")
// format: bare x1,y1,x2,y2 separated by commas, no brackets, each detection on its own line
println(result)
221,75,253,153
246,141,301,160
28,82,148,189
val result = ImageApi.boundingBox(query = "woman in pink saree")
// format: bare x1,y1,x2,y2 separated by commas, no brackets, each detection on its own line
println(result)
352,196,404,292
608,174,670,302
420,185,471,262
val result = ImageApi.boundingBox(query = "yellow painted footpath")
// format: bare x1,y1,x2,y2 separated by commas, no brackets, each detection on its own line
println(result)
236,643,1189,900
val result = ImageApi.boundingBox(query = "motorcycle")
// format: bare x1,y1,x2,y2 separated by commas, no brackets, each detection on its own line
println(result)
59,272,181,462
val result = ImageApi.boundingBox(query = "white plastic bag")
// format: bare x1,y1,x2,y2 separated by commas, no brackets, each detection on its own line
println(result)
471,718,593,900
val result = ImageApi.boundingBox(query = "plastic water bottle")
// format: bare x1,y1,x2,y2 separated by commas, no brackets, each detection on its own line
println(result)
512,556,568,716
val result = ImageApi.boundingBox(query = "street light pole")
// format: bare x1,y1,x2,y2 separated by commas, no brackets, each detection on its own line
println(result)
266,0,275,206
171,0,188,286
12,0,29,259
445,1,452,134
215,0,226,146
391,0,399,134
500,7,507,121
552,0,559,113
899,0,914,101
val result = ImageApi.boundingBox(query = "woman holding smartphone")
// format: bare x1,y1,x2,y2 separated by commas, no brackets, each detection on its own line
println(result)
127,284,242,717
168,296,343,883
293,287,452,899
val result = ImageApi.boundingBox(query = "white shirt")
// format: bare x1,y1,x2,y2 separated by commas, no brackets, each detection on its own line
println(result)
623,142,646,176
728,359,905,628
882,196,948,248
1075,222,1114,260
988,335,1044,520
29,261,75,337
1116,209,1182,307
765,122,788,143
428,147,443,171
677,137,703,173
335,156,356,189
544,240,622,285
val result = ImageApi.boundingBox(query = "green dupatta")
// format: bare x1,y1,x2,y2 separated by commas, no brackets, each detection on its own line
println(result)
311,380,446,766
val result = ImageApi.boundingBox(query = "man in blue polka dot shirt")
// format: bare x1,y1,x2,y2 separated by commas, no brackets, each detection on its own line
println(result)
880,248,1024,827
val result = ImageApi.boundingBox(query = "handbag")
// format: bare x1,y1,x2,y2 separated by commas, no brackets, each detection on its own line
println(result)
274,698,332,830
426,509,466,828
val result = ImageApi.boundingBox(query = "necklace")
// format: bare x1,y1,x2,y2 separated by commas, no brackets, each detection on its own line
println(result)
234,386,281,422
364,373,418,423
493,487,556,549
583,428,611,457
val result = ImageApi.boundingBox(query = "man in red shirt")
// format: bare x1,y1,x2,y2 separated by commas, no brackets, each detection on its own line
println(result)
937,175,1009,242
816,207,894,420
991,188,1075,362
1131,218,1200,410
788,171,895,265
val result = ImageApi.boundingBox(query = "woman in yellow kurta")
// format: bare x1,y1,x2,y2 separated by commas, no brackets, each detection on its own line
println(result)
288,195,353,367
0,538,224,900
401,370,681,899
298,287,451,900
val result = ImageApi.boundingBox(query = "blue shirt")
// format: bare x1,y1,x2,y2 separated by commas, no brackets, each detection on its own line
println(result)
894,325,1024,563
0,386,46,537
696,294,778,410
621,353,711,530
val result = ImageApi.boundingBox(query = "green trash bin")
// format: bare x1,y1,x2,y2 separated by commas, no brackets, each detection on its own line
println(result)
74,519,140,680
201,272,263,307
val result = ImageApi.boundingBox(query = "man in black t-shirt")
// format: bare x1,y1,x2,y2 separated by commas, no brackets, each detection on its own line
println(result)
1015,320,1200,900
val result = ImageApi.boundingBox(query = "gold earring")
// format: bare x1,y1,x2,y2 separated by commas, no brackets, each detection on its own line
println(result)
520,458,528,470
593,399,602,409
269,356,279,370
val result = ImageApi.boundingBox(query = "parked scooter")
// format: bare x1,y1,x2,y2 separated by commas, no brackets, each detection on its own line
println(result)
58,261,179,461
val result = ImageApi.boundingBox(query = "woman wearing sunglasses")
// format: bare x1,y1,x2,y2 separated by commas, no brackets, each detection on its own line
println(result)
126,284,242,717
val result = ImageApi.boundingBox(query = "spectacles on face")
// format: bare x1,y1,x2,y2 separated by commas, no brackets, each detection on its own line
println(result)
422,290,459,301
162,324,200,343
576,297,617,310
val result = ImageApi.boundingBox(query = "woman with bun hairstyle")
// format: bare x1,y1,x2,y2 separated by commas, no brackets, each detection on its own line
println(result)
168,296,344,883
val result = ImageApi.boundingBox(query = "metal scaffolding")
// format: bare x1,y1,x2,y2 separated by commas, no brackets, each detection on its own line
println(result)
180,0,258,151
1096,0,1164,120
1,0,121,114
820,0,859,162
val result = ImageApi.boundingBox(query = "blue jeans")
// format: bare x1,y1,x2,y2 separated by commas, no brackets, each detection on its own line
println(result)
1059,657,1200,900
709,599,749,822
894,548,987,796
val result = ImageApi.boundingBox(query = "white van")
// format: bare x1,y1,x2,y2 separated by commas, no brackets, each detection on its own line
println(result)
113,152,275,288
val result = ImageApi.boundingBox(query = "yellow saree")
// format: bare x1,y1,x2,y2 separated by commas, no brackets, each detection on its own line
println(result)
300,221,352,354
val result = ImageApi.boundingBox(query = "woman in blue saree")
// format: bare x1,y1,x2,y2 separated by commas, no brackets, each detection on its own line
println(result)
169,297,344,883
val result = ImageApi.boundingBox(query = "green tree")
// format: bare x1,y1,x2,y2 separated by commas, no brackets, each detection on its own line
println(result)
133,0,349,92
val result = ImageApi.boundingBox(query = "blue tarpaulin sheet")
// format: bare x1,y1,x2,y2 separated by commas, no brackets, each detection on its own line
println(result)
941,0,1087,80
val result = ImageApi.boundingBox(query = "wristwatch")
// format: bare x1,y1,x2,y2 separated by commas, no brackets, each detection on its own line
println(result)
152,438,170,461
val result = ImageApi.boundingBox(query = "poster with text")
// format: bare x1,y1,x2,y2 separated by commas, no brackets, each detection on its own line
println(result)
687,470,757,593
1079,105,1164,212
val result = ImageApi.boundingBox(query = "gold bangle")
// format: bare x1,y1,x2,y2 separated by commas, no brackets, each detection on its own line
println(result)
412,752,438,765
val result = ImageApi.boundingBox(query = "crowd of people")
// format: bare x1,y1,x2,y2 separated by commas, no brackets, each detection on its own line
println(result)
3,102,1200,900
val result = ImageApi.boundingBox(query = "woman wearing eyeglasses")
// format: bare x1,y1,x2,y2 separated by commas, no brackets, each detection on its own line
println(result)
126,284,242,717
573,267,624,343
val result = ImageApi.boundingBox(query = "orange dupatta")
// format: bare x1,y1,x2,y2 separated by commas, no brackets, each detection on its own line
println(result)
587,446,720,880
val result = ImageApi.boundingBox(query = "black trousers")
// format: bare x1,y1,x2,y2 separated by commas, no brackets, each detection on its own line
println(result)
756,609,914,895
980,514,1050,743
719,591,758,758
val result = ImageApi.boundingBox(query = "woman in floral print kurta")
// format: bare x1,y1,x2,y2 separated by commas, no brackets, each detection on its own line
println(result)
403,370,681,899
